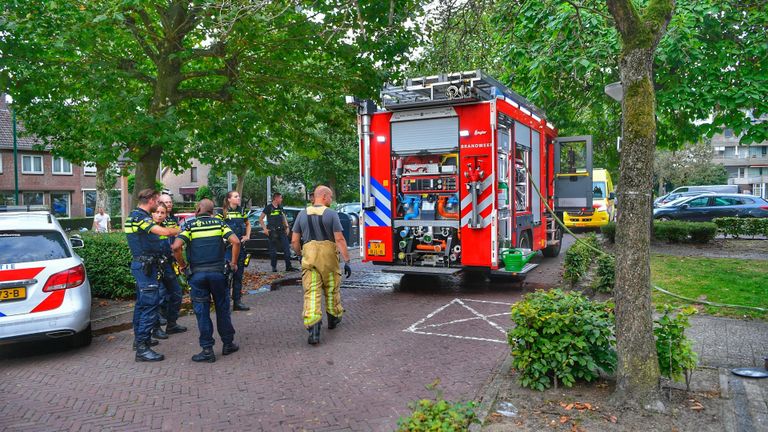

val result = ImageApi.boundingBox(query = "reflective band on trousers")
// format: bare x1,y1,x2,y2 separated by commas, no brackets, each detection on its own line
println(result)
301,240,343,327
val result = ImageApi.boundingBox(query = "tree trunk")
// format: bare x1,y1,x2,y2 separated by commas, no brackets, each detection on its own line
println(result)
613,47,663,408
236,167,247,197
131,146,162,207
95,163,110,213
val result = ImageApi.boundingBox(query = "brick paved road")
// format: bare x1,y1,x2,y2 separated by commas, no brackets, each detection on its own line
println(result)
1,240,569,432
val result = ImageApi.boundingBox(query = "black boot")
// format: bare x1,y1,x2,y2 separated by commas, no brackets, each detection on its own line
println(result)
192,347,216,363
132,339,159,350
307,322,321,345
327,312,342,330
135,342,164,362
165,322,187,334
222,342,240,356
233,300,251,311
152,327,169,340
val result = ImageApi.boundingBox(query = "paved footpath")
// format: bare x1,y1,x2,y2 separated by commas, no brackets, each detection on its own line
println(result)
0,244,568,432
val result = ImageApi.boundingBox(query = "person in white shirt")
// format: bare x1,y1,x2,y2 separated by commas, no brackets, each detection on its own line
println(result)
93,207,112,233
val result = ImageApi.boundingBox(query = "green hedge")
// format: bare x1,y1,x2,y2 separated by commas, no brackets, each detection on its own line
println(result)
59,217,122,232
78,233,134,299
593,254,615,293
600,222,616,243
563,233,598,286
653,221,717,244
508,289,616,390
713,217,768,238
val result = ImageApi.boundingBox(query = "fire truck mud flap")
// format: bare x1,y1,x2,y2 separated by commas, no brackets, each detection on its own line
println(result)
490,263,539,278
378,266,463,276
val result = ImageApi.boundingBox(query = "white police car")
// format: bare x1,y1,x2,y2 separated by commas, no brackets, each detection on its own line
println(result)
0,210,92,347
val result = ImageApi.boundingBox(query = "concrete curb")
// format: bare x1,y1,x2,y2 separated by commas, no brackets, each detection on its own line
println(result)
472,352,514,431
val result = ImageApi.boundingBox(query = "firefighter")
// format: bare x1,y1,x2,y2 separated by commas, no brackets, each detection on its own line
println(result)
172,199,240,363
290,185,352,345
218,191,251,311
125,189,180,362
150,203,187,338
260,192,297,272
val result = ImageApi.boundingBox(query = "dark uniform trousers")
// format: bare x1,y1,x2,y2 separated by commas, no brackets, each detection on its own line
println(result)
189,271,235,349
130,261,160,343
268,228,292,269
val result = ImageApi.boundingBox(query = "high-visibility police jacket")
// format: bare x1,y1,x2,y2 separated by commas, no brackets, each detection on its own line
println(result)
178,215,234,272
124,208,158,258
217,206,248,238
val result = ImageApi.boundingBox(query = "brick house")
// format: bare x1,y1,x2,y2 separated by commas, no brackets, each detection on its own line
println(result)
0,96,101,217
161,160,211,202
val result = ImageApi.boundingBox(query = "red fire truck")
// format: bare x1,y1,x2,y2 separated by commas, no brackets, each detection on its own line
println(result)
350,71,594,276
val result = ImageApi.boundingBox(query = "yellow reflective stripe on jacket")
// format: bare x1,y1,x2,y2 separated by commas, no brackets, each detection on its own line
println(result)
123,219,154,234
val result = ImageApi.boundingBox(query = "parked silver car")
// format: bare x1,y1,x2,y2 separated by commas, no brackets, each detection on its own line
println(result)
0,211,92,347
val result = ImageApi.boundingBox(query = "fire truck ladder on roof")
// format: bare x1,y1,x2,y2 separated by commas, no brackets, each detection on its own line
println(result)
381,70,546,118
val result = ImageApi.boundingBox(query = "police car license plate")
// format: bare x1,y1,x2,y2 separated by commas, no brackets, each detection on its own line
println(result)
368,242,385,256
0,287,26,302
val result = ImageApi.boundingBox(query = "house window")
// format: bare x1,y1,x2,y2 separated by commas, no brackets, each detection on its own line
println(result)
83,162,97,176
738,167,747,178
724,128,734,138
52,156,73,175
190,167,198,183
51,192,70,218
0,192,15,205
0,153,3,173
83,190,97,217
22,155,44,174
23,192,44,206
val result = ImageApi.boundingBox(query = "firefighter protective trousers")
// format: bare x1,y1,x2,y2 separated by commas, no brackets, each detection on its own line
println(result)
301,239,344,328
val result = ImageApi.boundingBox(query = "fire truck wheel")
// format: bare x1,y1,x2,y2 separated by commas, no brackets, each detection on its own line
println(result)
541,228,562,258
517,231,532,250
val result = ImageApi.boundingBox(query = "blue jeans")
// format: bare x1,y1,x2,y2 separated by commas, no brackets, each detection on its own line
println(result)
157,261,183,324
189,271,235,349
224,248,246,301
131,261,160,344
268,230,292,270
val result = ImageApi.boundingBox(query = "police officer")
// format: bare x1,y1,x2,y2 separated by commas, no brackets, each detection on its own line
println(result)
125,189,180,362
172,199,241,363
156,194,185,334
149,203,187,339
260,192,297,272
290,186,352,345
218,191,251,311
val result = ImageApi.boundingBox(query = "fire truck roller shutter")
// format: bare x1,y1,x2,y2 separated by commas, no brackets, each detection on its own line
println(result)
391,117,459,154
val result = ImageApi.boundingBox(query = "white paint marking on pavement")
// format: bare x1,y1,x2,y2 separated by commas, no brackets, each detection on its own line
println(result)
404,298,514,344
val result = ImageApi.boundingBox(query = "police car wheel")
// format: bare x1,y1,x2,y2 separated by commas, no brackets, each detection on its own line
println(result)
70,324,92,348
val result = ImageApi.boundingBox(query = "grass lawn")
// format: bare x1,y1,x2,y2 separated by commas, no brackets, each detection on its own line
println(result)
651,255,768,320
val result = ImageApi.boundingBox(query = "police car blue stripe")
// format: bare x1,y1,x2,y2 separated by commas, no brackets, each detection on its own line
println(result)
0,312,5,317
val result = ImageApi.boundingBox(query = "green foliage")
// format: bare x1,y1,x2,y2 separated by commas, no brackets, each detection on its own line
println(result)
195,185,213,201
654,305,698,387
653,221,717,243
594,254,616,293
600,222,616,243
78,233,134,299
713,217,768,238
508,289,617,391
396,381,478,432
563,233,598,286
127,175,163,195
654,142,728,193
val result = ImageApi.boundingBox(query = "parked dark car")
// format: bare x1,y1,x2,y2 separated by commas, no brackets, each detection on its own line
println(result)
653,191,714,208
243,206,302,256
653,194,768,221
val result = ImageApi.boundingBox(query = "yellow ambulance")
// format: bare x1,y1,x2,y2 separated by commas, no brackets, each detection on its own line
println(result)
563,168,616,229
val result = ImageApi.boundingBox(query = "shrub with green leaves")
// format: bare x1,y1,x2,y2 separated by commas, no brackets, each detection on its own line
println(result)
653,221,717,244
563,233,598,286
508,289,617,391
655,305,698,389
600,222,616,243
715,217,768,238
593,254,615,293
78,232,135,299
687,223,717,243
397,381,477,432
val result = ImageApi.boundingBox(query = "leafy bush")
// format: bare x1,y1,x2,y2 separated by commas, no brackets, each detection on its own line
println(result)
655,305,698,390
195,185,213,201
593,254,615,293
653,221,717,244
508,289,616,391
600,222,616,243
714,217,768,238
397,381,477,432
563,233,598,286
78,233,135,299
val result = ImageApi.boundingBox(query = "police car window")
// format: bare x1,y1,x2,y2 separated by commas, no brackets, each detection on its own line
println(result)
0,231,72,264
286,210,298,224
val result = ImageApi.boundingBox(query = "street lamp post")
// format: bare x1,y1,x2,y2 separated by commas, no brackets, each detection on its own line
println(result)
116,153,131,229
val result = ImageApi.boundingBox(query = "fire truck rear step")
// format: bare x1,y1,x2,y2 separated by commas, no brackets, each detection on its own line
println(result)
379,266,463,276
491,263,539,277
